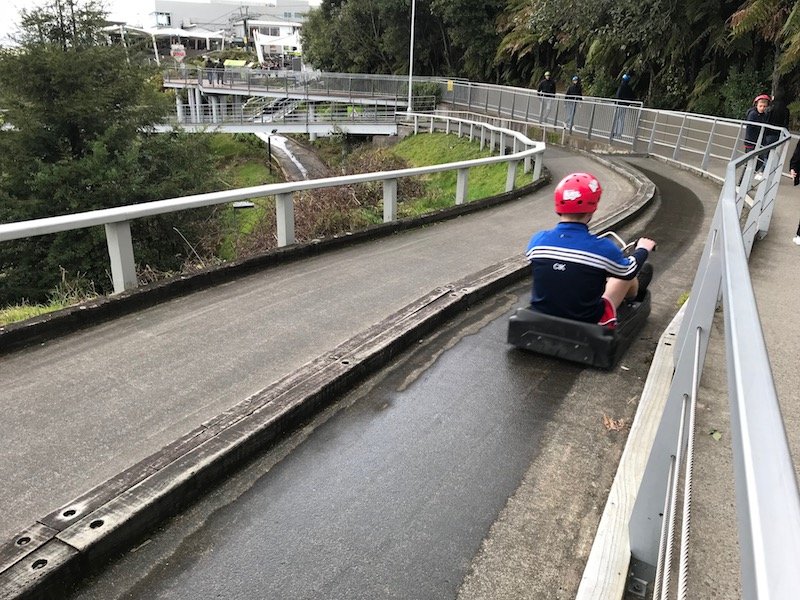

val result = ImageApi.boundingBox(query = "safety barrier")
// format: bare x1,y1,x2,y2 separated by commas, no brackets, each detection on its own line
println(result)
0,113,544,294
434,78,800,598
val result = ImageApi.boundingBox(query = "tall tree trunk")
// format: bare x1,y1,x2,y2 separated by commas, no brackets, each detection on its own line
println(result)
771,40,782,94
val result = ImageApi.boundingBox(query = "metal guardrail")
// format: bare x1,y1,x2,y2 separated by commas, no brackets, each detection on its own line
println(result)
163,67,447,109
627,135,800,600
0,113,544,294
432,78,800,598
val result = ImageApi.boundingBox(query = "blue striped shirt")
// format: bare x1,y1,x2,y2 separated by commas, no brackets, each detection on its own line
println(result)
525,222,647,322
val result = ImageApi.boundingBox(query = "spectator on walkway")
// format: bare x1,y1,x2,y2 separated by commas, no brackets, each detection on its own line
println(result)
204,56,214,84
612,73,635,138
765,88,790,145
745,94,770,178
537,70,557,123
787,141,800,245
215,58,224,84
525,172,656,326
564,75,582,131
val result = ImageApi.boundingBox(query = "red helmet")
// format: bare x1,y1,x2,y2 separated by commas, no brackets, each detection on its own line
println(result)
753,94,771,104
554,172,602,214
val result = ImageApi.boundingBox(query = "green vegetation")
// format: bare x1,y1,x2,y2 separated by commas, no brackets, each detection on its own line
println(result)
391,133,534,216
0,269,98,326
303,0,800,121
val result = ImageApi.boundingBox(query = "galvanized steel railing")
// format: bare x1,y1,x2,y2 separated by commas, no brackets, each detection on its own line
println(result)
627,135,800,600
433,77,800,598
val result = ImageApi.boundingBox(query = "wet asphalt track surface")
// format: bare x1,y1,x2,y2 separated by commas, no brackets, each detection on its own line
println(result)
66,160,712,600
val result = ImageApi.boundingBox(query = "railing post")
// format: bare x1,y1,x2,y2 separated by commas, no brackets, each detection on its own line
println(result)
383,179,397,222
456,169,468,205
730,125,743,161
631,105,643,148
524,93,531,123
467,83,472,112
480,126,486,151
672,115,687,161
648,111,660,154
510,92,516,120
469,123,474,142
701,119,718,170
587,103,596,140
105,221,138,293
499,132,505,156
175,93,185,124
533,152,543,181
505,160,518,192
275,192,295,247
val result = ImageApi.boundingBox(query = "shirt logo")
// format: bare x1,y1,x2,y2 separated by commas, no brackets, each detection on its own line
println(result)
553,263,567,271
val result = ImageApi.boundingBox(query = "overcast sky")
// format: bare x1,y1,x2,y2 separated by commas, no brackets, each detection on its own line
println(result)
0,1,321,45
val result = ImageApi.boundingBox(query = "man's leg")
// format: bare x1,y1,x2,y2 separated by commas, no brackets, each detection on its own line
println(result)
603,277,638,309
604,263,654,307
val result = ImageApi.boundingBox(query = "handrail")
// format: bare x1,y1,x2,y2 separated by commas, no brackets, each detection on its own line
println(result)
624,133,799,599
429,73,800,598
0,113,545,293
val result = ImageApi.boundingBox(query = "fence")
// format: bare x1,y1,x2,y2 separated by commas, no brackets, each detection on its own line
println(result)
433,77,800,598
0,113,544,294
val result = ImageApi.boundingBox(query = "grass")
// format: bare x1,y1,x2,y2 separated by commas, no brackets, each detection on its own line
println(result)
389,133,536,216
1,268,98,326
0,301,72,326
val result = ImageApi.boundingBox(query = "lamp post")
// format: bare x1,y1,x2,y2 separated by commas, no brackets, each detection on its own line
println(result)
406,0,416,115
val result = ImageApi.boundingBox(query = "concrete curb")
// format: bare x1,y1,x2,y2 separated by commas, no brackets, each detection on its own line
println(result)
0,156,654,599
575,304,686,600
0,176,549,357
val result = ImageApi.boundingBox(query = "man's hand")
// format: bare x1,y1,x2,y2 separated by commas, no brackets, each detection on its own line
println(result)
636,237,657,252
791,169,797,178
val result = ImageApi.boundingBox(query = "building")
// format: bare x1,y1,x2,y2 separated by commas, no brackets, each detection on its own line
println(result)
106,1,311,65
111,1,311,32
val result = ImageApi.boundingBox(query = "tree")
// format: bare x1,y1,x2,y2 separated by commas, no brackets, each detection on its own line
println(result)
730,0,800,91
301,0,505,81
0,0,220,304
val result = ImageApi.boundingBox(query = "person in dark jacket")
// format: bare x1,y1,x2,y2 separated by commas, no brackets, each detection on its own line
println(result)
537,70,557,122
612,73,635,138
788,141,800,245
564,75,583,131
745,94,770,177
765,89,790,145
526,172,656,326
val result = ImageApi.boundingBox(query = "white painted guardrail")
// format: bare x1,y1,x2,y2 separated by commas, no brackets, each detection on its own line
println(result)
0,113,544,293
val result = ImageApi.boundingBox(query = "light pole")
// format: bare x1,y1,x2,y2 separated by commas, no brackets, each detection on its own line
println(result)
406,0,416,115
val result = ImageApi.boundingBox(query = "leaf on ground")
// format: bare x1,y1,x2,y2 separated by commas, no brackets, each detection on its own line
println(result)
709,429,722,441
603,414,628,431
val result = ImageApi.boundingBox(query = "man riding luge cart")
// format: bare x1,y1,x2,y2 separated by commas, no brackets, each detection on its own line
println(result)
508,172,657,369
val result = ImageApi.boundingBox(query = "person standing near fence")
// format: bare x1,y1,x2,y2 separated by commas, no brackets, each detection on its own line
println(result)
537,71,557,123
564,75,582,131
612,73,635,139
765,89,790,145
744,94,770,179
788,141,800,245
